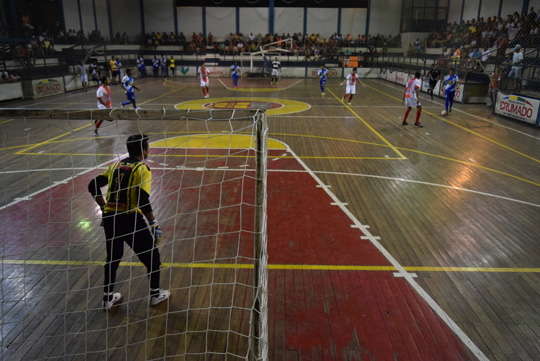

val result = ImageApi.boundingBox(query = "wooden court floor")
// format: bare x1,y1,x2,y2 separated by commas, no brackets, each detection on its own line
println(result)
1,75,540,361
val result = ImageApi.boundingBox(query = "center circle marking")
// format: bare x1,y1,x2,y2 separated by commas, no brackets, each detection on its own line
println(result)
203,100,283,111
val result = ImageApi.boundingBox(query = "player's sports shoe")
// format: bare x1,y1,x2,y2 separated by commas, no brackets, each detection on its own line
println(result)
276,81,278,84
402,121,408,126
94,129,98,136
342,96,345,102
414,122,423,127
271,81,274,85
449,108,452,113
322,92,325,95
102,292,121,310
348,102,351,105
204,94,208,99
150,289,170,306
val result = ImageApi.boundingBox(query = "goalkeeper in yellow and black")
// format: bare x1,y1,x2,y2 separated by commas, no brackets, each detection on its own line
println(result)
88,134,170,310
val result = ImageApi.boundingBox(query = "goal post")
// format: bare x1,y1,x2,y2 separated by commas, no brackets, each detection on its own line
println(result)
252,110,268,361
0,107,269,361
241,38,293,75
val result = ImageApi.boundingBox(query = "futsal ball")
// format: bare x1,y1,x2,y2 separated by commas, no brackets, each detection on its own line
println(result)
441,110,447,116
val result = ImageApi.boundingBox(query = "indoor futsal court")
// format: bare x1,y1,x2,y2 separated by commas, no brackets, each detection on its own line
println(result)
1,74,540,361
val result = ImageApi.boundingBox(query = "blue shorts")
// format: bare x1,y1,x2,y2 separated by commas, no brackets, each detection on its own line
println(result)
232,74,239,80
445,90,455,99
320,79,326,86
508,66,522,79
126,91,135,102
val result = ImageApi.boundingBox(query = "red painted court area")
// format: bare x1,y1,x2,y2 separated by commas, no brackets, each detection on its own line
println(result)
263,151,476,361
0,148,477,360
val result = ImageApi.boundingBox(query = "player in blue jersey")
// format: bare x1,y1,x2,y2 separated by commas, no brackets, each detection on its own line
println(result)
160,55,167,77
137,55,147,77
121,69,140,109
442,67,460,115
152,56,159,77
229,62,241,89
318,65,328,95
116,58,123,80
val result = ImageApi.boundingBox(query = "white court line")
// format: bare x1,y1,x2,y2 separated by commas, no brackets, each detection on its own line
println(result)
218,78,231,90
4,166,539,209
374,79,540,141
284,144,490,361
283,79,304,90
19,91,91,108
0,154,128,211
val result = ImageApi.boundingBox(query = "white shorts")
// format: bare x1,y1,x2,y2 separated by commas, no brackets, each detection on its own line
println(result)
405,97,420,107
200,78,209,87
272,69,279,77
80,74,88,83
345,85,356,94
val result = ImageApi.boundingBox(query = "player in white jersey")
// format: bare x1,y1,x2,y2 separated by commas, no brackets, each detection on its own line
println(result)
76,60,88,92
339,67,366,105
94,76,111,135
401,72,423,127
198,64,210,98
271,57,280,85
121,68,140,109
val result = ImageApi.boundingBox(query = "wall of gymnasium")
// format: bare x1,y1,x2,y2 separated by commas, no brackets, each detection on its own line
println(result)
446,0,540,24
61,0,402,41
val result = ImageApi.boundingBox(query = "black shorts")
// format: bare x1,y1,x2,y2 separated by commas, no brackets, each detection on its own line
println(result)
429,80,437,89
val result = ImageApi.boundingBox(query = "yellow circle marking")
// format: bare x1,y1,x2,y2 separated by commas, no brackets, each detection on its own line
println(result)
175,97,310,115
152,134,286,150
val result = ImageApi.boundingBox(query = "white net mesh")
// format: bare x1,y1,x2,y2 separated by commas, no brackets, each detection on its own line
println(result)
0,108,268,361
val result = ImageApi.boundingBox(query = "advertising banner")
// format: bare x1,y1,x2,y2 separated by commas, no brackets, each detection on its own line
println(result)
386,70,396,82
495,93,540,125
170,66,197,77
33,78,64,98
421,78,430,93
0,82,24,101
395,72,408,86
309,68,340,78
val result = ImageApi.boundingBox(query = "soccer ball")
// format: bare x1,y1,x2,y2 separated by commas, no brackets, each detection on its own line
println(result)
441,110,447,116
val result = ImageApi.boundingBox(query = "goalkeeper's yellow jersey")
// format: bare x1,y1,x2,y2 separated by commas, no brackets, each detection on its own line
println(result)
101,158,152,214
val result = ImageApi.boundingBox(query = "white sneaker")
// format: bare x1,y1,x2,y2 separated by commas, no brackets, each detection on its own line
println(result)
150,289,170,306
102,292,122,310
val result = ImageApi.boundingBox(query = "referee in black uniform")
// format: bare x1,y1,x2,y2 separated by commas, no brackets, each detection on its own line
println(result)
88,134,170,310
427,63,441,100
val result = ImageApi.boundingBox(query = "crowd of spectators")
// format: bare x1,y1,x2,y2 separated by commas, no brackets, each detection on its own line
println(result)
13,10,401,63
409,7,540,71
142,30,400,61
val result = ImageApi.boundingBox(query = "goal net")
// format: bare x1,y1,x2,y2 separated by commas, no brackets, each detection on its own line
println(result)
240,38,293,76
0,108,268,361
